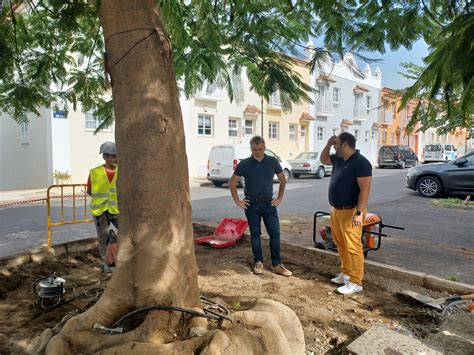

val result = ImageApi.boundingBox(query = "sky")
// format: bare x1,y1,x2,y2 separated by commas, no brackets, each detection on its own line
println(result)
311,37,430,90
374,40,430,90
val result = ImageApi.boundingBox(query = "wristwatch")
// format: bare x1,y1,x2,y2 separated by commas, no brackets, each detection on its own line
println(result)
355,210,362,216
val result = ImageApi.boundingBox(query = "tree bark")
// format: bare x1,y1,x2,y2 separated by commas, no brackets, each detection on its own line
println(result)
46,0,200,351
99,0,199,311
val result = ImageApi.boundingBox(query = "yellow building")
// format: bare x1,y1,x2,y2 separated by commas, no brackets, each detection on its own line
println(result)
379,88,422,157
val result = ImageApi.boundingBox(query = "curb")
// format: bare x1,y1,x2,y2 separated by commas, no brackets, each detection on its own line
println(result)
1,224,473,295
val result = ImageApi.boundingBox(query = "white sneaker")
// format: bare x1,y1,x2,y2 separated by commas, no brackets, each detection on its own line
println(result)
331,272,349,285
337,282,363,295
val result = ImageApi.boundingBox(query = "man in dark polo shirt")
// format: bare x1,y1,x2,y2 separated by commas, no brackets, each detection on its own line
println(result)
320,132,372,295
229,136,291,276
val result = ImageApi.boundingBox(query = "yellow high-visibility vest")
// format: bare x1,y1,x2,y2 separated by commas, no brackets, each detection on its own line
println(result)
89,165,119,216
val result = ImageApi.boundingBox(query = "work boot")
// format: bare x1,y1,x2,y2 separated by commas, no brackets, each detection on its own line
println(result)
253,261,264,275
331,272,349,285
271,264,292,277
337,282,363,295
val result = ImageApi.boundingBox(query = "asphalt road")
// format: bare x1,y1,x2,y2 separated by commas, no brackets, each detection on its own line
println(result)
1,168,473,284
191,168,474,284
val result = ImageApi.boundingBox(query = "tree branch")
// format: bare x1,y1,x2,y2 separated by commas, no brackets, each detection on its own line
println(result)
421,0,444,27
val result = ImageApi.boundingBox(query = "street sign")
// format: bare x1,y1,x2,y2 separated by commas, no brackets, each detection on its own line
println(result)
53,111,67,119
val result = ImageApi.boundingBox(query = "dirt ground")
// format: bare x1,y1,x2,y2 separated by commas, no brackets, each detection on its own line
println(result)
0,224,452,354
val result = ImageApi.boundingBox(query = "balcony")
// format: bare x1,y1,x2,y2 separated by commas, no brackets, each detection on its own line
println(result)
402,114,412,127
353,105,367,120
382,111,393,123
195,84,223,101
268,92,282,110
316,96,333,116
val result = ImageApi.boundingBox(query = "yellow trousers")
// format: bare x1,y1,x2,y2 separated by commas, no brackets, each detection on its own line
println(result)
330,208,365,285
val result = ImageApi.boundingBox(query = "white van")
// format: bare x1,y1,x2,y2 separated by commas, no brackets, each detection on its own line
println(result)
207,144,292,187
423,143,458,163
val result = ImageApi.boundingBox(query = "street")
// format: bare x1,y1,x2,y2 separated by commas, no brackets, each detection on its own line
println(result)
1,168,473,284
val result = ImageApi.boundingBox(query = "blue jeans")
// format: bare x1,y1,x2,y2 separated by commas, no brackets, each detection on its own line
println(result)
244,202,281,266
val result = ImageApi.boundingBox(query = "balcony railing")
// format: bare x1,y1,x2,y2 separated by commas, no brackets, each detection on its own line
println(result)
353,105,367,120
195,85,223,101
316,96,333,115
382,111,393,123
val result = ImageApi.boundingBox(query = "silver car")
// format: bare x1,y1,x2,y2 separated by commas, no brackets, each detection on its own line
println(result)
288,152,332,179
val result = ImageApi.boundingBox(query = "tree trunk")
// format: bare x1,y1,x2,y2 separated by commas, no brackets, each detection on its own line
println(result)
99,0,200,311
46,0,200,351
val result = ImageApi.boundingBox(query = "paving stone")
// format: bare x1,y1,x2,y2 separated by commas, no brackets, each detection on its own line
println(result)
347,325,441,354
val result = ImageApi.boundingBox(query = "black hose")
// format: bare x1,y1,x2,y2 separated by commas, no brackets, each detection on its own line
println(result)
111,303,232,328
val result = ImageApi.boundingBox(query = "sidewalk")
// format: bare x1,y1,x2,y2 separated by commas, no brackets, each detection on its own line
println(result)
0,177,212,207
0,188,49,207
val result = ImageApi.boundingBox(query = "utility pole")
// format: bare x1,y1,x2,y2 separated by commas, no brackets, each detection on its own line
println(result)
260,97,264,137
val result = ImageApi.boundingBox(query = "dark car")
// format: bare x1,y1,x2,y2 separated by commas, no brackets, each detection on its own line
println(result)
378,145,418,169
405,151,474,197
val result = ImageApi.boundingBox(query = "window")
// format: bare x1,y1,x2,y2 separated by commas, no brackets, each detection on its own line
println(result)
318,85,326,98
20,122,29,144
198,114,213,136
366,96,371,114
268,121,279,139
333,88,340,108
289,124,297,140
391,102,396,114
382,131,387,144
269,92,281,107
390,133,395,144
85,111,98,130
354,129,359,141
228,118,239,137
465,154,474,165
332,128,338,136
364,130,370,143
317,126,325,142
85,111,112,132
244,120,253,135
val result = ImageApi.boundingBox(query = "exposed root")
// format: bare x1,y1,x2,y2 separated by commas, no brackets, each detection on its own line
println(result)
41,298,305,354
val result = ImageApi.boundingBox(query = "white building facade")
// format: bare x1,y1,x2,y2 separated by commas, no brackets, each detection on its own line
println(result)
0,106,115,191
307,52,383,163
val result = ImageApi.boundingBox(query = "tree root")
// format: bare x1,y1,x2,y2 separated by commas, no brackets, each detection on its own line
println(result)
39,298,305,354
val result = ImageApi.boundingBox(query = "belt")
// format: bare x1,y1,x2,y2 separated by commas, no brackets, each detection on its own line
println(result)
333,206,356,210
246,197,273,203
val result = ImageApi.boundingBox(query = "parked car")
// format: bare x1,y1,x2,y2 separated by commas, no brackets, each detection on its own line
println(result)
423,143,458,163
287,152,332,179
207,144,291,187
378,145,418,169
405,151,474,197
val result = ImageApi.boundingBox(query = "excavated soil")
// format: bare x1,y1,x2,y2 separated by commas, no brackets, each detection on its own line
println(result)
0,224,446,354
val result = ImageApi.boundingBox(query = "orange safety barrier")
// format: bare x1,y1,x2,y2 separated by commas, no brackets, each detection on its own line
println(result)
47,184,93,246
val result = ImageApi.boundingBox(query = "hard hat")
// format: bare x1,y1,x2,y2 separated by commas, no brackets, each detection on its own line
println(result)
99,142,117,155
